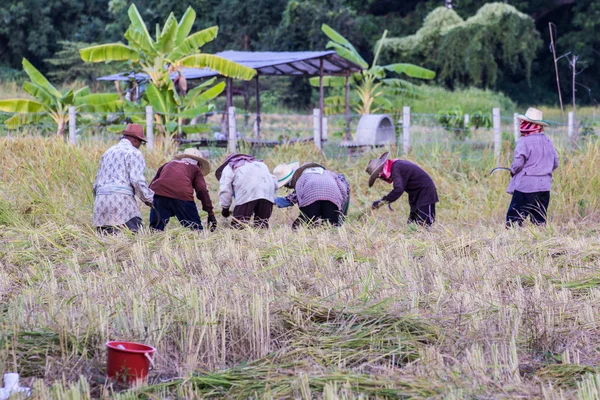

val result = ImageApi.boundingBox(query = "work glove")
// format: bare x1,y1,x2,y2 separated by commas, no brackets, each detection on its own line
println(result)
372,199,385,210
207,215,217,232
221,208,231,218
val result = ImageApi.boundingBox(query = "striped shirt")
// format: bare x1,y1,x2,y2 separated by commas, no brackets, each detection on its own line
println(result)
295,168,347,210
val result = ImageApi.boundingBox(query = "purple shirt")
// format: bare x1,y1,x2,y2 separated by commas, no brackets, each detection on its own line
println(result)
295,169,347,210
507,133,559,194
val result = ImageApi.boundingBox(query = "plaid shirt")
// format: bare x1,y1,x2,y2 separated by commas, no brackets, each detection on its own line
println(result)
293,169,347,210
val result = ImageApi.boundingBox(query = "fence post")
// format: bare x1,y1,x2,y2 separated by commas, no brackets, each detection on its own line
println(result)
567,111,574,146
402,106,411,155
464,113,469,127
313,108,322,150
228,106,237,153
513,113,520,143
145,106,154,151
493,108,501,162
322,115,328,141
68,106,77,145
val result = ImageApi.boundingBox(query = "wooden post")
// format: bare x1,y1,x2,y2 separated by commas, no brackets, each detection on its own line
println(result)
319,58,324,149
313,109,322,150
226,78,233,134
513,113,520,143
402,106,410,155
255,75,261,139
345,73,351,140
146,105,154,151
549,23,564,118
228,106,237,153
493,108,501,162
68,106,76,145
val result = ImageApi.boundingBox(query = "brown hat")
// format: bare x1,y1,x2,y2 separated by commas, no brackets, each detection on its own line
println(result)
122,124,146,142
290,162,326,188
174,148,211,174
365,151,389,187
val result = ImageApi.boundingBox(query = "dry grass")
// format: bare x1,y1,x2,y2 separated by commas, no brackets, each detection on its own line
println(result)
0,135,600,399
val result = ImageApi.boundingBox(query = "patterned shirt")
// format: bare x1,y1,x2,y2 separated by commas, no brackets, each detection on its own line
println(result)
92,139,154,227
218,162,277,208
507,133,559,194
294,168,347,210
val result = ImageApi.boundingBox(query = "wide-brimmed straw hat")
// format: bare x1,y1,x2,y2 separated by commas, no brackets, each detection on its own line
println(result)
174,148,211,174
290,162,325,188
515,107,549,127
272,162,300,188
121,124,147,142
365,151,390,188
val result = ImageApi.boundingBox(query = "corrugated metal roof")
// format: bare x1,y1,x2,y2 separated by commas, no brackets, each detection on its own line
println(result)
97,50,363,81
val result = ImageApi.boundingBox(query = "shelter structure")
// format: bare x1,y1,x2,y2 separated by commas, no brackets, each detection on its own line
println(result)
98,50,364,143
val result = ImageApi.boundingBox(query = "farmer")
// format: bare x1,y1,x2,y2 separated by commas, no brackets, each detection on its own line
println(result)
274,162,350,228
366,152,438,226
149,148,217,232
216,153,277,228
506,108,559,227
92,124,154,234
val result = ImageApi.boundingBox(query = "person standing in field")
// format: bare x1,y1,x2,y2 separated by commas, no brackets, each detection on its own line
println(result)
148,148,217,232
93,124,154,234
273,162,350,228
506,108,559,227
216,153,277,228
366,152,438,226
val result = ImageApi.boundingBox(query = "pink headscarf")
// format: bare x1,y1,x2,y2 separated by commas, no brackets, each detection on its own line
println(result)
520,120,544,137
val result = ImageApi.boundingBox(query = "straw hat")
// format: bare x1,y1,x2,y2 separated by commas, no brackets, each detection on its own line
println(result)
365,151,390,187
515,107,549,127
174,148,211,173
214,153,250,181
121,124,147,142
290,162,325,188
272,162,300,188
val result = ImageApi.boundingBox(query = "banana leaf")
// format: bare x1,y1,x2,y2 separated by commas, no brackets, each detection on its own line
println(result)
322,24,367,68
0,99,45,113
156,13,178,53
180,54,256,81
127,4,155,52
181,124,211,134
325,42,368,69
168,27,219,61
80,43,140,63
384,64,435,79
175,7,196,46
22,59,62,98
185,82,225,109
23,82,57,107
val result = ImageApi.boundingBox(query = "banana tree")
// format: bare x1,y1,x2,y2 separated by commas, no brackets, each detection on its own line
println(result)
121,78,225,137
311,24,436,115
0,58,121,137
79,4,256,93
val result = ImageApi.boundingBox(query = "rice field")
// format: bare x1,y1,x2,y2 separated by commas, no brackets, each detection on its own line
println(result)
1,133,600,399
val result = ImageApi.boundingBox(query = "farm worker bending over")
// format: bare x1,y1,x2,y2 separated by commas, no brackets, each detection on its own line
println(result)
216,153,277,228
506,108,559,227
273,162,350,228
366,152,438,226
92,124,154,234
148,148,216,232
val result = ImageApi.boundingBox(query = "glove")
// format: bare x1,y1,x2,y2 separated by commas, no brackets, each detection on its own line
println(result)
221,208,231,218
144,200,154,207
207,215,217,232
372,199,385,210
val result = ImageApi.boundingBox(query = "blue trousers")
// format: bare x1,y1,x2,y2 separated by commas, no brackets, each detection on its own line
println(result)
150,195,203,231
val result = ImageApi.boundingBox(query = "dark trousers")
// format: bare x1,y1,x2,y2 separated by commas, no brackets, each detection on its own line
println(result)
233,199,273,228
506,190,550,227
408,204,436,226
97,217,142,235
150,195,203,231
293,200,342,228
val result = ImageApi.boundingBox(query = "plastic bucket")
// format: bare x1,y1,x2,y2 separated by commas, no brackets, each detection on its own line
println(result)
106,341,156,383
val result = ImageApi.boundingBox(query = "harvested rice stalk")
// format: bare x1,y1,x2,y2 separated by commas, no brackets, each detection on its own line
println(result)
536,364,597,387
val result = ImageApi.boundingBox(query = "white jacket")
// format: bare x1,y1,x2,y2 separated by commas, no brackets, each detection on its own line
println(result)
218,162,277,208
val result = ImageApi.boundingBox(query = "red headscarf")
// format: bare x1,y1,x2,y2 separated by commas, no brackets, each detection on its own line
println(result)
379,158,400,183
520,120,544,137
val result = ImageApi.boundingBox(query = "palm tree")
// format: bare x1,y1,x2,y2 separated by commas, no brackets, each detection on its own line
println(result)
312,25,436,115
79,4,256,92
0,59,120,137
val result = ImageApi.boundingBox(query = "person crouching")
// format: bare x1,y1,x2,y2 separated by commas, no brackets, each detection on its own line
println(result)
366,152,438,226
274,162,350,228
506,108,559,227
216,153,277,228
148,148,216,231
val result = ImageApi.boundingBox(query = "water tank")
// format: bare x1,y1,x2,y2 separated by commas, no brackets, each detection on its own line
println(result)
354,114,395,145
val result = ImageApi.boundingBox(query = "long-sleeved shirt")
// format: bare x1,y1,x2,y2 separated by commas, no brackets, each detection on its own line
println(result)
382,160,438,209
92,139,154,227
507,133,559,194
294,168,348,210
149,160,214,215
218,161,277,208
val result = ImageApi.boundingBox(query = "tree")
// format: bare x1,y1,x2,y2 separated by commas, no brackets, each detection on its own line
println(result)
0,59,120,137
311,24,435,115
45,41,119,82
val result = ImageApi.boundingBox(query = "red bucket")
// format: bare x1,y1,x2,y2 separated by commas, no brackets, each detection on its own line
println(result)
106,341,156,383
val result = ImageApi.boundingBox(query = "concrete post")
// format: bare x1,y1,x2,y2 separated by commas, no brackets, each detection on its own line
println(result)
145,106,154,151
403,106,411,155
313,108,322,150
493,108,501,161
228,106,237,153
567,111,574,144
464,113,469,127
68,106,76,145
513,113,520,143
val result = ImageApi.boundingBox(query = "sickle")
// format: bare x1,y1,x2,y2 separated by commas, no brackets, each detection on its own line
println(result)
489,167,511,176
